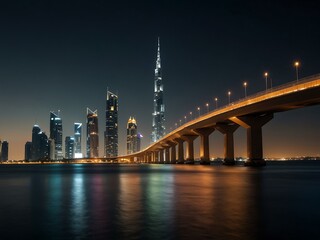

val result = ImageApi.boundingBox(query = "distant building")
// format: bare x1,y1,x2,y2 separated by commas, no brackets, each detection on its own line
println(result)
65,136,75,159
50,111,63,160
87,108,99,158
127,117,140,154
105,90,118,157
31,125,49,161
25,141,32,161
0,140,8,161
74,123,82,158
151,38,165,142
137,133,142,152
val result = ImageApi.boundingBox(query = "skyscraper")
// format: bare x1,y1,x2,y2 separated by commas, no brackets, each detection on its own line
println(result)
65,136,75,159
25,141,32,161
87,108,99,158
105,90,118,157
74,123,82,158
0,140,8,161
127,117,140,154
31,125,49,161
151,38,165,142
50,111,63,160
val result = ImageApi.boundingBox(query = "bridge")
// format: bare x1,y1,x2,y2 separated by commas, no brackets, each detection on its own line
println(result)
118,74,320,166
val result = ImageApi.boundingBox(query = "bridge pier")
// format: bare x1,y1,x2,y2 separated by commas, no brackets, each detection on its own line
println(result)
231,113,273,166
216,123,239,165
159,148,164,164
181,135,198,164
152,151,158,163
174,138,185,164
194,127,215,165
164,147,170,164
168,141,177,164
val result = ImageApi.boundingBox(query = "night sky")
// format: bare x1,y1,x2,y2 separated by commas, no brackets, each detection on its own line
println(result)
1,0,320,160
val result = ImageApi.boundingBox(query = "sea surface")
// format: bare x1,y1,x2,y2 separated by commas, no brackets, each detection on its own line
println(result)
0,161,320,240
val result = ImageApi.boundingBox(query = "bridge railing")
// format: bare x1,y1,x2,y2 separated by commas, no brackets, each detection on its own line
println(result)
206,73,320,115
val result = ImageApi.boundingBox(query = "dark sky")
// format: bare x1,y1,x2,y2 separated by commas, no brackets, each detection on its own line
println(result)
1,0,320,160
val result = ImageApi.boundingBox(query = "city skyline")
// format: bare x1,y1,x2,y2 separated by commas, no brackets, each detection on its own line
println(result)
1,1,320,160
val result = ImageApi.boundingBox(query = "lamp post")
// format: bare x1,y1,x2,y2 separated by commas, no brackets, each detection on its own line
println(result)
190,111,193,120
243,82,247,98
179,119,182,126
184,115,187,123
197,107,201,117
264,72,268,91
228,91,231,104
294,61,300,82
206,103,209,113
214,97,218,108
175,123,177,129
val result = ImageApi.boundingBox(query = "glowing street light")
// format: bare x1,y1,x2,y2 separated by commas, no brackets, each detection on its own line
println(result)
175,123,178,129
214,97,218,108
264,72,268,91
228,91,231,104
190,111,193,120
294,61,300,82
243,81,247,98
206,103,209,113
197,107,201,117
179,119,182,126
184,115,187,123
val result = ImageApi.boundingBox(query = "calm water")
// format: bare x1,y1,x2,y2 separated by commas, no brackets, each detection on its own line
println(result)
0,162,320,240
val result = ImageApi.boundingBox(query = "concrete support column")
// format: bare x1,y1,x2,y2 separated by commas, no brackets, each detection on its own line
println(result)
193,127,215,165
181,135,198,164
159,149,164,164
231,113,273,166
174,138,185,164
216,123,239,165
164,147,170,164
153,151,158,163
170,143,177,164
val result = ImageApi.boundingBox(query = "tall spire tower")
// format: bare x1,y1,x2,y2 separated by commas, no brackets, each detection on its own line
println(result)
151,37,165,142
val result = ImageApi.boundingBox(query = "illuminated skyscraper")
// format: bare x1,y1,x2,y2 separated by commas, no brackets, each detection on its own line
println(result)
74,123,82,158
127,117,140,154
105,90,118,157
0,140,8,161
65,136,75,159
87,108,99,158
50,111,63,160
151,38,165,142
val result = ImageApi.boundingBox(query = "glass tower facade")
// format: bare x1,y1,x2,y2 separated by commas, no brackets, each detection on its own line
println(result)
127,117,140,154
31,125,49,161
87,108,99,158
74,123,82,158
0,140,8,161
151,38,165,142
65,136,75,159
105,91,118,157
50,111,63,160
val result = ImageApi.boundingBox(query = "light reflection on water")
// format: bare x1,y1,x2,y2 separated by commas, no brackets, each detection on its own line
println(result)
0,162,320,240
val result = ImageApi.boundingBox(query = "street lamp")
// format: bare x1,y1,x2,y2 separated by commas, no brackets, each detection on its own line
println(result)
175,123,177,129
214,97,218,108
206,103,209,113
264,72,268,91
197,107,201,117
294,61,300,82
179,119,182,126
190,111,193,120
243,81,247,98
228,91,231,104
184,115,187,123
